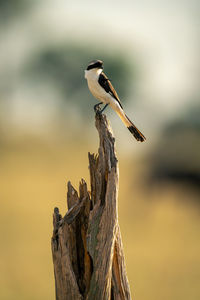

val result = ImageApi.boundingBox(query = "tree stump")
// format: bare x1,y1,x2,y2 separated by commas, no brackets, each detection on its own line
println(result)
51,113,132,300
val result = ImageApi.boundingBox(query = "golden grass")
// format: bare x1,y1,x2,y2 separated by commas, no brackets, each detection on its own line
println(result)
0,139,200,300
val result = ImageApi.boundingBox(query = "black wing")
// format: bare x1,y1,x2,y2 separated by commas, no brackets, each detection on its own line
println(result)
98,72,123,109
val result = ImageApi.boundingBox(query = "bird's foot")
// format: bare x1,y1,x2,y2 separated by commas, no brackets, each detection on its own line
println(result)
99,104,108,114
94,103,108,115
94,102,102,113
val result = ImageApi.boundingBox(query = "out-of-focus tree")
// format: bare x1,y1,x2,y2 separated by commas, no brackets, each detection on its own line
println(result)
149,101,200,191
23,44,137,115
0,0,31,24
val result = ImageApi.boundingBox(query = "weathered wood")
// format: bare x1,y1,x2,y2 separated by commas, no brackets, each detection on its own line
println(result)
51,113,132,300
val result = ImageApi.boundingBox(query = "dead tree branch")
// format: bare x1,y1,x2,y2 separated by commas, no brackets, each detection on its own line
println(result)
51,113,132,300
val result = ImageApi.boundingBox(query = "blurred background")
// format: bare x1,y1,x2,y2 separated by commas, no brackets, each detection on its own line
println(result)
0,0,200,299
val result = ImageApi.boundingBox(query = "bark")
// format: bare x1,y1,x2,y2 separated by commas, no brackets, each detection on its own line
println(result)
51,113,132,300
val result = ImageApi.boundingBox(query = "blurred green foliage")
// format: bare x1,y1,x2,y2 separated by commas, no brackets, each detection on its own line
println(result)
0,0,31,23
24,44,137,113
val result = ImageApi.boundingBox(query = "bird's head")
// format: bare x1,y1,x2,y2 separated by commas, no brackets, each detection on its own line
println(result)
86,59,103,71
85,59,103,79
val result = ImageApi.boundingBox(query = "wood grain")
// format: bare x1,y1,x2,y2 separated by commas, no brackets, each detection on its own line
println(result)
51,113,132,300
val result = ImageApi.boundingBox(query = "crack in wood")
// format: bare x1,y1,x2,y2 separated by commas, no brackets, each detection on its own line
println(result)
51,113,132,300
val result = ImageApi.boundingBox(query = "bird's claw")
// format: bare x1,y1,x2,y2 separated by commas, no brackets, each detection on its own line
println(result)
94,103,109,115
94,103,102,113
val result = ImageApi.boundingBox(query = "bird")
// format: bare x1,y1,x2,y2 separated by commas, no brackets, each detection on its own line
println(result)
84,59,146,142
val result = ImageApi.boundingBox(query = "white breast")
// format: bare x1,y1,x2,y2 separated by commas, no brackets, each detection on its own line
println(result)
84,69,110,104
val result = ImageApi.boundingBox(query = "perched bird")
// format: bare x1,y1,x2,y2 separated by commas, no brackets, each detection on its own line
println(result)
84,59,146,142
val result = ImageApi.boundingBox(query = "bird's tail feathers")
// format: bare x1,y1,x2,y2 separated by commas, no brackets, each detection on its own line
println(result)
125,114,146,142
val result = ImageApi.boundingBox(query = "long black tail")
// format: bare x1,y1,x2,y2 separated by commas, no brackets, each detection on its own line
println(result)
126,115,146,142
